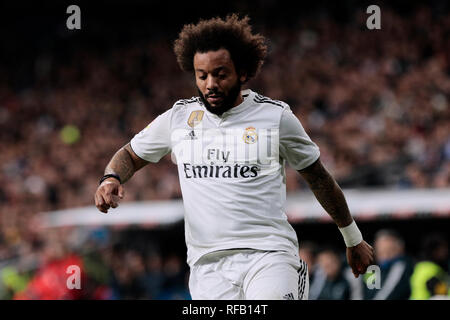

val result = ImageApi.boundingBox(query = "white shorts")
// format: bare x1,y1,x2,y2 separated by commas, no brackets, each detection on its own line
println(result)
188,249,309,300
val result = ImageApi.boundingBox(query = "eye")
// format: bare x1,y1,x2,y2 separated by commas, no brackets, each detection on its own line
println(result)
198,75,207,80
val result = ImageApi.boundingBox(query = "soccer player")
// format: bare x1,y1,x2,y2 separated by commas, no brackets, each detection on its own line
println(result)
94,14,374,300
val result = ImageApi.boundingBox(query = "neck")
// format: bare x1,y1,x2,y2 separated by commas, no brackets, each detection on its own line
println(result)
233,92,243,107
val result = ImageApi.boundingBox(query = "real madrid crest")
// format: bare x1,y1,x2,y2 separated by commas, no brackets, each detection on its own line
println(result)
187,110,204,128
243,126,258,144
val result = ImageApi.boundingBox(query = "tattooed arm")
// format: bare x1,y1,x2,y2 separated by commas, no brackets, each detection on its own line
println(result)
104,143,149,183
94,143,149,213
298,158,352,228
298,158,374,277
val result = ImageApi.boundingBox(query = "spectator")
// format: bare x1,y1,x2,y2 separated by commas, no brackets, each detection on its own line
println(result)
310,247,351,300
410,233,450,299
143,251,164,299
299,241,319,284
14,235,85,300
363,229,414,300
157,253,191,300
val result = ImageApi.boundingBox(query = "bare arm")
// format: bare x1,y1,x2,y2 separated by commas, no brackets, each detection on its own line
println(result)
298,157,374,277
298,157,352,228
104,143,149,184
95,143,149,213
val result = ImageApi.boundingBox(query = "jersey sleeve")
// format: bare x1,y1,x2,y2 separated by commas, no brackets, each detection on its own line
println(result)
279,108,320,170
130,108,172,163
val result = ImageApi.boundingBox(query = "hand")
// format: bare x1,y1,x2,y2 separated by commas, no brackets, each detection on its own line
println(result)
94,178,125,213
346,240,375,278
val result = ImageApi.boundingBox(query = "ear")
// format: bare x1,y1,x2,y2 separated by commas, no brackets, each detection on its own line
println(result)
239,72,248,83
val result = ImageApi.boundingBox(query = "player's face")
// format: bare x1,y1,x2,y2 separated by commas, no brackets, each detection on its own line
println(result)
194,49,246,115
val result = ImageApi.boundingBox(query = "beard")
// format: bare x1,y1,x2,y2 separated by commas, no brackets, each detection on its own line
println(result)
197,81,242,116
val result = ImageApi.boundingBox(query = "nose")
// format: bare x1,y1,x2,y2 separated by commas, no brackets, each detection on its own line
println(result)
206,75,218,91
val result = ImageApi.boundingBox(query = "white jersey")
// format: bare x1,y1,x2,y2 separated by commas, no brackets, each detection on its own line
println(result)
130,89,320,266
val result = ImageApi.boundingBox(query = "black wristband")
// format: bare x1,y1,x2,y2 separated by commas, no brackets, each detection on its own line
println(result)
99,174,121,185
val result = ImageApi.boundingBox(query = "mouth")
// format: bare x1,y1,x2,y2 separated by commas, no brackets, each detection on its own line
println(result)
206,94,224,104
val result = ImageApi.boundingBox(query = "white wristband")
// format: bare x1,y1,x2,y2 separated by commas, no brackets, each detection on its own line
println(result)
338,220,363,247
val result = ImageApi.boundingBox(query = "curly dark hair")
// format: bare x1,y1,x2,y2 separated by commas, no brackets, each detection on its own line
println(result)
173,14,267,82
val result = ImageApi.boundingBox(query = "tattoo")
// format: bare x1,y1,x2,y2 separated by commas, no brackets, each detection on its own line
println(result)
104,146,137,184
299,159,353,228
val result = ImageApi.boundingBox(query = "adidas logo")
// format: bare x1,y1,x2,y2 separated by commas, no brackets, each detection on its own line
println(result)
184,130,198,140
283,293,294,300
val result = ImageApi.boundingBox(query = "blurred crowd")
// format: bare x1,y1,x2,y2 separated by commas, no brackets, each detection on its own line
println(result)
0,3,449,299
300,231,449,300
0,226,448,300
0,227,191,300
